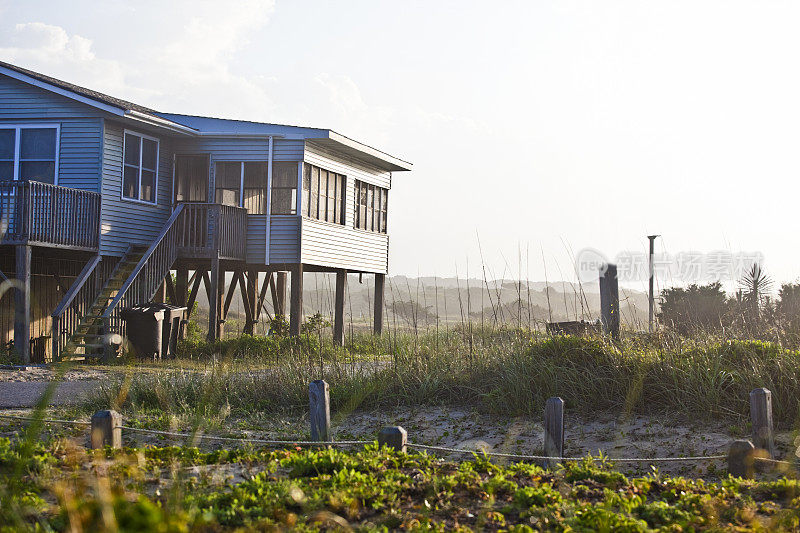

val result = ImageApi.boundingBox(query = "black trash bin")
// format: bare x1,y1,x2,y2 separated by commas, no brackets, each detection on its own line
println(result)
120,303,187,360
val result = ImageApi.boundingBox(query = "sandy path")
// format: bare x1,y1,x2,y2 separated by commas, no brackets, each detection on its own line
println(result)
0,381,101,408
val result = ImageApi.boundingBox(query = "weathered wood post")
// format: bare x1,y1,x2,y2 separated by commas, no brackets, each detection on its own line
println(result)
599,264,619,339
91,410,122,449
374,273,385,335
333,269,347,346
14,245,32,363
275,271,287,316
727,439,755,478
544,397,565,467
290,265,304,336
378,426,407,452
750,388,775,458
309,380,330,442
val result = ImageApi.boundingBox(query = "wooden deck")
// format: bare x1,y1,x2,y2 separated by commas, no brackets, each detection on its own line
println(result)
0,181,100,251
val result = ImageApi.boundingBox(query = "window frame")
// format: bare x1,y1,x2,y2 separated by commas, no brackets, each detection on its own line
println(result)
121,129,160,205
270,161,300,216
302,162,346,225
0,123,61,184
354,179,388,234
212,160,269,214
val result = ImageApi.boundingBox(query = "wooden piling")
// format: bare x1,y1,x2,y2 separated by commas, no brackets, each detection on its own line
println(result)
91,410,122,449
727,439,755,478
14,245,31,363
544,397,565,467
374,273,385,335
333,269,347,346
309,380,330,442
378,426,407,452
750,388,775,458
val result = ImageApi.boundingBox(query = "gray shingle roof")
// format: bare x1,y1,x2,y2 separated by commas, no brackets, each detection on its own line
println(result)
0,59,158,115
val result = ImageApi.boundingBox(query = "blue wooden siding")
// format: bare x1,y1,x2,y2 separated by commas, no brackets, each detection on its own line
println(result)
270,216,300,263
100,120,173,256
0,74,102,192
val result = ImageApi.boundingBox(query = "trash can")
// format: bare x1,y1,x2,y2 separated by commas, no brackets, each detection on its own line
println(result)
120,303,187,360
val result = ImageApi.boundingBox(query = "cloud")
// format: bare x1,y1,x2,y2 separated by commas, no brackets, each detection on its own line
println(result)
0,1,278,116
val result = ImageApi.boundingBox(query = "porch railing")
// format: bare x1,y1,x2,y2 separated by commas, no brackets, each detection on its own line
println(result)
0,181,100,249
177,202,247,260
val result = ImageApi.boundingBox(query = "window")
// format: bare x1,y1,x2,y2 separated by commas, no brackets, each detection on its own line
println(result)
271,161,298,215
355,180,388,233
302,163,345,224
123,131,159,203
0,125,58,183
213,161,268,214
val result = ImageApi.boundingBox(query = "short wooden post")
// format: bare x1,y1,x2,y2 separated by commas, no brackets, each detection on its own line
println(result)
91,410,122,449
599,264,619,339
309,380,330,442
378,426,407,452
728,439,755,478
543,397,564,467
750,388,775,458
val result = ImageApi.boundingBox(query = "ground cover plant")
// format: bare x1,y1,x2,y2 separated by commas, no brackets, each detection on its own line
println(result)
2,433,800,531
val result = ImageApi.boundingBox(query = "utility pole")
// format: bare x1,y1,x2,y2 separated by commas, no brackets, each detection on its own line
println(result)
647,235,659,333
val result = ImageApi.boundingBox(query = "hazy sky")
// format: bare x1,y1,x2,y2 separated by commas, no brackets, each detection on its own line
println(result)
2,0,799,293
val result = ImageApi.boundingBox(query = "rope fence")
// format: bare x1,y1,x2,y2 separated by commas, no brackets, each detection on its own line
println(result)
0,382,792,478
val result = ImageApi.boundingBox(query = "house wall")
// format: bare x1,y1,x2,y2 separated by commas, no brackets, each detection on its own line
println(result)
171,136,305,264
0,74,103,192
99,120,174,256
301,142,391,274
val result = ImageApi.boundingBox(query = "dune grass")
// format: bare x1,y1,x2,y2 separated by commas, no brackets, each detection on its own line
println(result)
85,328,800,428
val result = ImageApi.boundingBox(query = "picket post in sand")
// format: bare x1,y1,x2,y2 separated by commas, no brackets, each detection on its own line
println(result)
90,410,122,449
309,380,331,442
750,388,775,458
544,397,565,467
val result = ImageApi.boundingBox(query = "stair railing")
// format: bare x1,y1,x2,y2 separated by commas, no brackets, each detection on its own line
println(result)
51,255,102,361
101,204,186,329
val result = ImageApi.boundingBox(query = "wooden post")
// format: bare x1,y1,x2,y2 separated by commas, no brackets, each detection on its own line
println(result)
333,269,347,346
728,439,755,478
309,379,330,442
750,388,775,458
599,264,620,339
379,426,407,452
543,397,565,467
374,273,385,335
208,259,221,341
289,265,303,336
91,410,122,449
175,268,188,339
14,245,31,364
275,271,287,316
244,269,258,335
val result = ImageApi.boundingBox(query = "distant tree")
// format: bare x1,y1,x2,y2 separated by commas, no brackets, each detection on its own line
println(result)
738,263,772,322
658,282,729,335
777,282,800,338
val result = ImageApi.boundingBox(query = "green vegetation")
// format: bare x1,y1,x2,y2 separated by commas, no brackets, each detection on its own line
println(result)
2,435,800,531
89,328,800,427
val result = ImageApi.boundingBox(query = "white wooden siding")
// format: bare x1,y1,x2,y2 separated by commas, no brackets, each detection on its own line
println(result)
301,218,388,273
100,120,173,256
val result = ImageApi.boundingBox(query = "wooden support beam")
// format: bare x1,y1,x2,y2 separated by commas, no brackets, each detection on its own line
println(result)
165,273,178,305
275,271,287,316
256,272,272,320
208,258,221,341
374,273,385,336
334,269,347,346
289,265,303,336
175,268,189,339
243,269,257,335
186,272,202,319
223,271,241,320
14,245,31,363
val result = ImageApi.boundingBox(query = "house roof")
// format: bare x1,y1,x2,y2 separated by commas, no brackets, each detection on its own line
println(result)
0,60,411,171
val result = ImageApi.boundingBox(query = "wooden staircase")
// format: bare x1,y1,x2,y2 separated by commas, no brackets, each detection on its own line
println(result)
61,245,147,358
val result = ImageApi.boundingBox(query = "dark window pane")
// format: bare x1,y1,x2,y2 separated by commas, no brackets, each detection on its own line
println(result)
272,162,297,187
20,128,56,159
215,162,241,189
141,138,158,170
271,188,293,214
123,166,139,198
0,161,14,180
310,167,318,219
0,129,15,160
124,134,140,166
244,162,267,187
20,161,55,183
141,170,155,202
